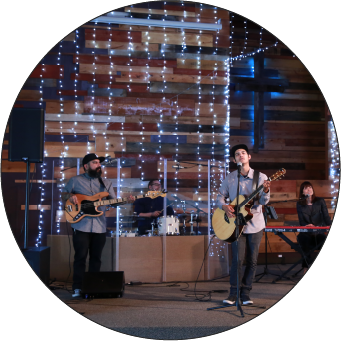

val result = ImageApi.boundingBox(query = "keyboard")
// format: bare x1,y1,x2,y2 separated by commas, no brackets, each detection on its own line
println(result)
265,226,330,233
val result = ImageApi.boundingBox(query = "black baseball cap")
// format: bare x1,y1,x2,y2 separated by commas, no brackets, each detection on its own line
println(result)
82,153,105,166
230,144,249,159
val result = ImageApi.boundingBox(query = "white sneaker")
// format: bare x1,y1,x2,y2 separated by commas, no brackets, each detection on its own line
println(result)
72,289,82,298
241,294,253,305
223,295,236,304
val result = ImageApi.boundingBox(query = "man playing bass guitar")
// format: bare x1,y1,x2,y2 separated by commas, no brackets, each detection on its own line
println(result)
216,144,271,305
62,153,134,298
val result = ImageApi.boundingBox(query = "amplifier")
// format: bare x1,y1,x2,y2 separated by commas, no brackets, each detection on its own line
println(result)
22,246,50,286
81,271,125,298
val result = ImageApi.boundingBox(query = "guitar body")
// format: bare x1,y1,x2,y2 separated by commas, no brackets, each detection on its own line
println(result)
212,195,254,243
65,192,109,223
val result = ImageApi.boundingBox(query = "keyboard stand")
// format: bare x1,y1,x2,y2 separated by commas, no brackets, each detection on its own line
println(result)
272,234,324,283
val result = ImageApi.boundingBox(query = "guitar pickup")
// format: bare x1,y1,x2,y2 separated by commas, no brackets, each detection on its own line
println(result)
67,204,78,212
224,214,230,224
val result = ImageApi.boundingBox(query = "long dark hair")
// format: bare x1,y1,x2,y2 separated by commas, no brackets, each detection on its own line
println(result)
298,181,316,205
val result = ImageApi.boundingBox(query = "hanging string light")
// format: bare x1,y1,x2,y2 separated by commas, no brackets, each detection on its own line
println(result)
329,120,340,211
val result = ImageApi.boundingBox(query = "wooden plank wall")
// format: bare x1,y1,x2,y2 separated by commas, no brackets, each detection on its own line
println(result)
1,2,337,253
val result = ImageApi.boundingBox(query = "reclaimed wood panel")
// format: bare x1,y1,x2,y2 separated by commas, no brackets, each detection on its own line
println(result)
85,41,159,51
147,73,227,85
45,101,84,115
45,142,95,158
74,54,178,68
123,115,236,127
63,32,75,41
15,180,56,184
124,7,196,17
79,64,173,75
21,205,51,210
141,31,213,47
177,59,228,71
17,90,41,101
95,136,126,152
54,167,131,180
1,161,36,173
29,65,64,79
84,28,142,42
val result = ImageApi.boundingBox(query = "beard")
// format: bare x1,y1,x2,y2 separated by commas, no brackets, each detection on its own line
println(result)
88,167,102,178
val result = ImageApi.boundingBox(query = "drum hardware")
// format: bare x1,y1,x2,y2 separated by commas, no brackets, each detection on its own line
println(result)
180,200,187,235
150,220,155,236
189,211,197,235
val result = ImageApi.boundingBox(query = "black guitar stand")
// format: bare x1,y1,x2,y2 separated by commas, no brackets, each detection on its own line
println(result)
207,165,265,317
255,205,289,282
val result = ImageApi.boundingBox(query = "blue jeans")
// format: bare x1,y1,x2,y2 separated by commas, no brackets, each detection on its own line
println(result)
72,229,107,290
230,230,263,296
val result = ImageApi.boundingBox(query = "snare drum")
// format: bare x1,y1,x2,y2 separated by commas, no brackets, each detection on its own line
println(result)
157,216,179,235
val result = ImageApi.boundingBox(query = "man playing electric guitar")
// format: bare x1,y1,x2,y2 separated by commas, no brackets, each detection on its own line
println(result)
62,153,134,298
216,144,271,305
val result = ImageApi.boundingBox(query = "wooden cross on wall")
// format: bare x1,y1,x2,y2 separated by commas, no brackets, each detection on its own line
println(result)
235,52,289,153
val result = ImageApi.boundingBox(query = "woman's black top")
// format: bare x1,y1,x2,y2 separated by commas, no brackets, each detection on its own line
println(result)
296,197,332,227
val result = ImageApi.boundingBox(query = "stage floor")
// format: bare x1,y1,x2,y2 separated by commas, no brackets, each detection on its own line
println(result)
50,264,302,339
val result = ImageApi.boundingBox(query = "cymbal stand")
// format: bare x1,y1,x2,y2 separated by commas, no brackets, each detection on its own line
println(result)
189,211,196,235
181,200,187,234
151,220,155,236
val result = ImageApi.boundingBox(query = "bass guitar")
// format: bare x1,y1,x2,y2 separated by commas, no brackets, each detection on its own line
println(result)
65,190,167,223
212,168,286,243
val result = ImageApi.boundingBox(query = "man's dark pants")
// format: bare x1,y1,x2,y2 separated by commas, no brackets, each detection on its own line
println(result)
72,229,107,291
230,230,263,297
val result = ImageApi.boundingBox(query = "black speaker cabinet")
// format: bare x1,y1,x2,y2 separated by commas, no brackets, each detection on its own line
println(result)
81,271,125,298
9,108,45,163
22,246,50,286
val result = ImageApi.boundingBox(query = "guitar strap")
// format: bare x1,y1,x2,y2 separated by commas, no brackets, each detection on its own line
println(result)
99,176,118,207
98,176,109,193
252,170,260,204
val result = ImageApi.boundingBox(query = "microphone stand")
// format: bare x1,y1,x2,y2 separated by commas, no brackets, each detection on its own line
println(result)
233,163,244,316
207,163,245,317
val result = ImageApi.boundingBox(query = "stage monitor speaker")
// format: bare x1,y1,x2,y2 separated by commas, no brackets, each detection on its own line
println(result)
9,108,45,163
22,246,50,286
81,271,125,298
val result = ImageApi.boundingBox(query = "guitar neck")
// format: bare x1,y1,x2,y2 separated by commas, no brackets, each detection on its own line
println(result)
238,184,265,208
94,194,146,207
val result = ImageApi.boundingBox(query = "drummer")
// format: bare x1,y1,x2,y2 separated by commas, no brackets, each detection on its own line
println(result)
134,179,174,235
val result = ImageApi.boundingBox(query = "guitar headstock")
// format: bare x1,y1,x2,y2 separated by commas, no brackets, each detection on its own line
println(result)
146,189,168,199
269,168,286,182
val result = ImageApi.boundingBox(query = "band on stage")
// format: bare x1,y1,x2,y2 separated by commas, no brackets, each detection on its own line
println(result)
62,148,331,300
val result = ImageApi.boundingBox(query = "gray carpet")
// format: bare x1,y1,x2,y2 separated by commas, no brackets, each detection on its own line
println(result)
50,264,300,340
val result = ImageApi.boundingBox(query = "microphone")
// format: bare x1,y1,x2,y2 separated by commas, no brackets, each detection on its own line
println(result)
102,157,117,165
237,162,242,173
172,163,186,169
299,194,310,200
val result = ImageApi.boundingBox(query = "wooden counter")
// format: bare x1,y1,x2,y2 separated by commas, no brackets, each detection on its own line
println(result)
47,235,229,283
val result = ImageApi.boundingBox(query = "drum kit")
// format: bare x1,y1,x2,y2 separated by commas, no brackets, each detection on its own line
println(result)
145,199,204,236
109,199,205,236
148,211,202,236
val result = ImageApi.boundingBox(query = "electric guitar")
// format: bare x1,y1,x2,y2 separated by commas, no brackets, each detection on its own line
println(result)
65,190,167,223
212,168,286,243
